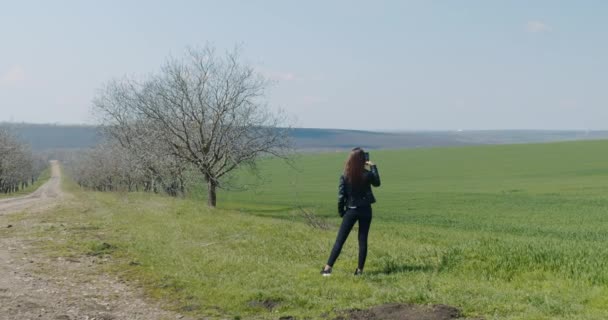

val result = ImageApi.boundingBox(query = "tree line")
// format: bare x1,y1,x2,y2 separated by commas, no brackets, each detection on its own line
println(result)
0,129,46,194
71,45,292,207
70,140,191,196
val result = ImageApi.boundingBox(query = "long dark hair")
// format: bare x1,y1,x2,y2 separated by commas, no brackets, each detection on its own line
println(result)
344,147,366,187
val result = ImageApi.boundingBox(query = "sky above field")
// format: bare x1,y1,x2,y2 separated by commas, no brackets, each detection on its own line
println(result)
0,1,607,131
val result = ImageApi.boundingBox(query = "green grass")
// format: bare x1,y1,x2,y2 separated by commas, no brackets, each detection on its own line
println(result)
11,140,608,319
0,167,51,199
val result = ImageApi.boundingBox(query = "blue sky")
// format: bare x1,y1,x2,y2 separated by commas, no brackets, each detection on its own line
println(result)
1,1,607,130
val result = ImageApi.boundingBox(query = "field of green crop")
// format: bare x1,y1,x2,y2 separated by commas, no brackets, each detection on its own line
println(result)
10,140,608,319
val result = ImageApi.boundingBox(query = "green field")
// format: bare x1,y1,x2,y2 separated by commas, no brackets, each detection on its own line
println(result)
12,140,608,319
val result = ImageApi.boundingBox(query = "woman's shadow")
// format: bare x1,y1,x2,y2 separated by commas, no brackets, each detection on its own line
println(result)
366,262,435,276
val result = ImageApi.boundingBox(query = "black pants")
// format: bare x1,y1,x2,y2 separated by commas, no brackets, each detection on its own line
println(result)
327,205,372,270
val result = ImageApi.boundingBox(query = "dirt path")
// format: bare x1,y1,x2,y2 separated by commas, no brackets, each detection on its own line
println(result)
0,161,62,215
0,162,193,320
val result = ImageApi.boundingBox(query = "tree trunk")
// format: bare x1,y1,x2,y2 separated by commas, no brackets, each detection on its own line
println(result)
207,180,217,207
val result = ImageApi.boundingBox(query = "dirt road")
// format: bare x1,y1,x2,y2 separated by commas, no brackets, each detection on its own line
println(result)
0,161,62,215
0,162,192,320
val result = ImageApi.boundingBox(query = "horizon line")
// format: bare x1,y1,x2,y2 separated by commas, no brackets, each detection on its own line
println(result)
0,121,606,133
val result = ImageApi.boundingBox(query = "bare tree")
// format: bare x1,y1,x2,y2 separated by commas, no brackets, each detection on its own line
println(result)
93,45,291,207
67,138,190,196
0,128,44,194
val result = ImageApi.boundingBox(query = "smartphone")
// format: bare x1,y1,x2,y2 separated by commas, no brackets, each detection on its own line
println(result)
364,152,370,161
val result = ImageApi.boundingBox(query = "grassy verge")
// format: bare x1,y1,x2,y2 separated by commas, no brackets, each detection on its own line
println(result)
0,167,51,199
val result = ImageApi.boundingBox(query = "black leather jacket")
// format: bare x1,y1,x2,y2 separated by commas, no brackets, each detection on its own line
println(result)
338,165,381,216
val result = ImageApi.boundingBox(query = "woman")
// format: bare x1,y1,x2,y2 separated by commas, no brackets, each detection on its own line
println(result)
321,147,381,276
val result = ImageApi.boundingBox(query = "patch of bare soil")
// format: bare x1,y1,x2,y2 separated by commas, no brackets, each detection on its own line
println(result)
0,235,196,320
335,303,482,320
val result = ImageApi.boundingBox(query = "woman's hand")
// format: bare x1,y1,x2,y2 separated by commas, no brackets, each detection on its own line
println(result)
366,161,375,166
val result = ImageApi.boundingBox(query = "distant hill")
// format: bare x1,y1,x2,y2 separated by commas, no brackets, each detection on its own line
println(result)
290,128,608,151
2,122,608,151
1,123,102,150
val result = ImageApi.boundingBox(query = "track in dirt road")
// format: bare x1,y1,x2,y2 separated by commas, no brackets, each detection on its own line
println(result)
0,160,62,215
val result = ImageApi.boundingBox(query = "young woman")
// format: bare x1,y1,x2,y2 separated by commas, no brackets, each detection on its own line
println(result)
321,147,381,276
